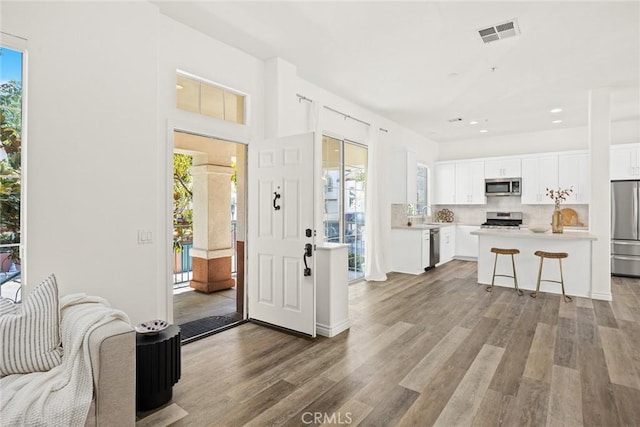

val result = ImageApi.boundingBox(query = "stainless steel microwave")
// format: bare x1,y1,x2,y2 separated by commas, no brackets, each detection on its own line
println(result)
485,178,521,196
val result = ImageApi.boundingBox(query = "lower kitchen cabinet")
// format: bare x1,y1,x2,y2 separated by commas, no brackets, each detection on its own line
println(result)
391,228,430,275
438,225,456,265
455,225,480,259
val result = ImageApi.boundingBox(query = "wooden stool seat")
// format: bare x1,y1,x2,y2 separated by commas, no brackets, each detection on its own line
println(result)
491,248,520,255
486,248,523,296
531,251,572,302
534,251,568,259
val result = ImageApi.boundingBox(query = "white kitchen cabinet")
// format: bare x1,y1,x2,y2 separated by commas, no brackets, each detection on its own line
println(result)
439,225,456,265
559,152,589,204
611,144,640,180
521,155,558,204
391,228,430,275
435,163,456,204
391,149,418,205
455,160,485,204
484,158,521,179
455,225,480,259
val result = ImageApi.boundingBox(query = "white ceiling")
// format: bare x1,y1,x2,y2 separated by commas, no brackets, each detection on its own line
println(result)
154,1,640,143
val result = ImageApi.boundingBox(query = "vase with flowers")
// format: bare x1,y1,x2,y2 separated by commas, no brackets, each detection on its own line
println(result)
406,203,416,226
546,187,573,233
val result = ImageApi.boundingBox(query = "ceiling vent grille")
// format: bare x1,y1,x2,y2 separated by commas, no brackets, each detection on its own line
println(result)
478,19,520,44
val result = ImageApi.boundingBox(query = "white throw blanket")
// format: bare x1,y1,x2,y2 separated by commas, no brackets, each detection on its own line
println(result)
0,294,130,426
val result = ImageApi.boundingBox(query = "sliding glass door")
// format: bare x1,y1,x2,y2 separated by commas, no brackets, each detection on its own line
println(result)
322,136,367,281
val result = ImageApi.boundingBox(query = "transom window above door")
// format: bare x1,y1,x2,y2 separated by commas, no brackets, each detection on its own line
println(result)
176,73,246,125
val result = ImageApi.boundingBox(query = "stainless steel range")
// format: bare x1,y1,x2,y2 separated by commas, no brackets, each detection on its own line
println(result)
481,212,523,229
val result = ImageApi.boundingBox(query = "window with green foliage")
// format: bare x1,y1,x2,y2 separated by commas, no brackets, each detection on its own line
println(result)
0,47,23,271
173,153,193,252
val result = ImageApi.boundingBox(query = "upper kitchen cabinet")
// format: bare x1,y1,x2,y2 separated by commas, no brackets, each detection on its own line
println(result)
559,152,590,204
611,144,640,180
521,155,558,204
455,160,485,204
484,158,521,179
435,162,456,204
391,149,418,205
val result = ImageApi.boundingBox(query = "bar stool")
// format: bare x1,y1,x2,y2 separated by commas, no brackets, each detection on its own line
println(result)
486,248,523,295
530,251,572,302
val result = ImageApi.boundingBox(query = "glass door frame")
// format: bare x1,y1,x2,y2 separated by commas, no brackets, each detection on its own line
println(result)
321,134,367,282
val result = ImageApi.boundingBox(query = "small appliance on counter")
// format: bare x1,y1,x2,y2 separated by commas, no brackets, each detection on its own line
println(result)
612,180,640,277
481,212,523,229
485,178,521,196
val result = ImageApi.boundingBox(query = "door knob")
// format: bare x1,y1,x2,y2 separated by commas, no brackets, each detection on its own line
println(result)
303,243,312,276
273,192,281,211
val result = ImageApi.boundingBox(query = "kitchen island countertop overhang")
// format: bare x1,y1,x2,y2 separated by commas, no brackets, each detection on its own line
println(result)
471,229,605,300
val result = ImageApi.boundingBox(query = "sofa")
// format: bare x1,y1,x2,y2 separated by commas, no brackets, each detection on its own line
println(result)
83,313,136,426
0,275,136,426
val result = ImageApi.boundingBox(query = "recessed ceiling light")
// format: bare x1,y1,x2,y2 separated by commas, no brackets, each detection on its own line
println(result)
469,121,479,125
550,108,562,113
480,129,488,133
552,120,563,124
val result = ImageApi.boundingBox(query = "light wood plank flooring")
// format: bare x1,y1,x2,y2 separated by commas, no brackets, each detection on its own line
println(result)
154,260,640,426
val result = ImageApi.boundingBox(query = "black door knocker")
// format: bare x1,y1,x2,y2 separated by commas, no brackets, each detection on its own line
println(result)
273,191,281,211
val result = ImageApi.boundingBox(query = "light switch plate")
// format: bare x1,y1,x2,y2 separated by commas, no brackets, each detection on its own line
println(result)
138,230,153,244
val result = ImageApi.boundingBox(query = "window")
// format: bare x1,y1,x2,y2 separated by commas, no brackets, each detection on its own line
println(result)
0,46,24,297
322,136,367,282
416,164,429,215
176,74,245,124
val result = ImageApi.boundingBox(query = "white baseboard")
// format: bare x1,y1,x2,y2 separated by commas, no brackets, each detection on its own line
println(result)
316,318,351,338
453,256,478,262
590,291,612,301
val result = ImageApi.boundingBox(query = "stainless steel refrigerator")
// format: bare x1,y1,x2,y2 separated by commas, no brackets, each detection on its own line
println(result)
612,180,640,277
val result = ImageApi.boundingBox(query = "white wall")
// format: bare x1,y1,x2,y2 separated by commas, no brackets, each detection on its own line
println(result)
438,118,639,161
2,2,160,323
262,59,439,273
4,0,440,323
157,14,265,321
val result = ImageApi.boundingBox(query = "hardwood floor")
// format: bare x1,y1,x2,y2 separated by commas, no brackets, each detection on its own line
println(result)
157,261,640,426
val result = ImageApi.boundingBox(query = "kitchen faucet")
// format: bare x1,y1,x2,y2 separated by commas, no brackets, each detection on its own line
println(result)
421,205,431,221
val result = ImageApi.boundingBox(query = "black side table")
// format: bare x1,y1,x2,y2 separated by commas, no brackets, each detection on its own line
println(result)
136,324,181,411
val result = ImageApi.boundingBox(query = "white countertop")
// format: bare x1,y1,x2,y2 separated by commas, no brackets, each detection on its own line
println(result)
391,222,465,230
316,242,349,250
471,228,597,241
392,224,440,230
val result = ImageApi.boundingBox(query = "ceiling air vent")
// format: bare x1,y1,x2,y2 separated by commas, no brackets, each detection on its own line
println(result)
478,19,520,44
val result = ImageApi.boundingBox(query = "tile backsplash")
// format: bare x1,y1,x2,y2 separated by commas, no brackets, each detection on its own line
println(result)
391,198,589,228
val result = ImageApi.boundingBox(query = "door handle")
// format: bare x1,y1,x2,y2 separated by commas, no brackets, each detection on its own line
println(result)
273,192,281,211
303,243,312,276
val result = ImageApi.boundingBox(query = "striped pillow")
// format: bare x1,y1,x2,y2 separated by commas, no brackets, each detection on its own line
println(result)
0,274,63,376
0,297,18,315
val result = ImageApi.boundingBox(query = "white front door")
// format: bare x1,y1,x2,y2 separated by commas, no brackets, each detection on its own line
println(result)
248,133,316,336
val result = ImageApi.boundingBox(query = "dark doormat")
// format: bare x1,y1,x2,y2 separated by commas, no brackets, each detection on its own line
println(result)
178,315,240,342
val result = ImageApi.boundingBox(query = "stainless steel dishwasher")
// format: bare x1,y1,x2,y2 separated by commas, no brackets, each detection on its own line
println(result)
429,228,440,268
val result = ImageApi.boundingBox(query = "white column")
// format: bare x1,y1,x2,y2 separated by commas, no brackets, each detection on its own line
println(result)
264,57,298,138
589,88,612,300
190,164,234,258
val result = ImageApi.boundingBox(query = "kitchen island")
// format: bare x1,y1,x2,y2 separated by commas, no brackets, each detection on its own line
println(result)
471,229,599,299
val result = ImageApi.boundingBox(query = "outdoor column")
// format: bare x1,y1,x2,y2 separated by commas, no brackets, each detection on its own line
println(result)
189,164,235,293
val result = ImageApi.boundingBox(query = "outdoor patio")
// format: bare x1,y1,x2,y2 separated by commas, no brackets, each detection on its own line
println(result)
173,282,240,326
